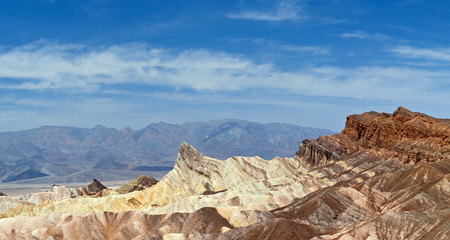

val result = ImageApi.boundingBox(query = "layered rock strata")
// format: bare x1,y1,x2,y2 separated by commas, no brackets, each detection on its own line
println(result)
0,143,323,218
296,106,450,166
0,107,448,239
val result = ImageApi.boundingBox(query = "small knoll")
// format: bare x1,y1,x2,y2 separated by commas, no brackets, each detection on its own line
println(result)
17,179,108,204
0,192,5,197
116,175,158,194
78,178,107,195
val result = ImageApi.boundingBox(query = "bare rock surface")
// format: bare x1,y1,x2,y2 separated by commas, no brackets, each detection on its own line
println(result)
0,107,448,239
296,106,450,166
116,175,158,194
0,197,33,214
16,179,107,204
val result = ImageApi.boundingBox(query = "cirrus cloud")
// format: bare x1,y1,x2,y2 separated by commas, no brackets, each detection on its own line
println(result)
390,46,450,62
0,41,449,104
226,0,305,21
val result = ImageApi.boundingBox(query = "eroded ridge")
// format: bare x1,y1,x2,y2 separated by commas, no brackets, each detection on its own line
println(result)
296,106,450,166
0,107,449,239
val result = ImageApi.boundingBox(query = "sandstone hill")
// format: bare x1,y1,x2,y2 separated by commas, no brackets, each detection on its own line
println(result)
0,107,448,239
0,119,332,183
116,175,158,194
16,179,107,204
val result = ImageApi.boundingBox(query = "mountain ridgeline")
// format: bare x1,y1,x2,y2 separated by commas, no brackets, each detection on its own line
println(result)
0,119,333,183
0,107,448,239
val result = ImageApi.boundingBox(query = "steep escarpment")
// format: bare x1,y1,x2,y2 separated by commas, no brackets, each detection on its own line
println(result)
296,106,450,166
0,107,448,239
295,137,347,167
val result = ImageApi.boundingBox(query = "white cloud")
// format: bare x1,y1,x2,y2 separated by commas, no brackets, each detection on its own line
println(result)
251,38,329,55
341,31,389,40
391,46,450,61
280,45,329,55
227,0,304,21
0,42,449,104
341,31,369,39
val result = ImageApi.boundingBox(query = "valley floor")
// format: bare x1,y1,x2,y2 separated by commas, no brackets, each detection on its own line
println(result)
0,181,128,198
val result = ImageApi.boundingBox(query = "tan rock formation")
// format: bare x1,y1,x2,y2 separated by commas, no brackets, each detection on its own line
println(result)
116,175,158,194
0,107,448,239
17,179,108,204
0,143,322,218
0,197,33,214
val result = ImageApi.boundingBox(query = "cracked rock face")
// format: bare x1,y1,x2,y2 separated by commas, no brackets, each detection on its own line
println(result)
296,106,450,166
0,107,449,239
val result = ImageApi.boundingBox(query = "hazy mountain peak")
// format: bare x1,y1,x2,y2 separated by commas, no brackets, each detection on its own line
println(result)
92,124,110,130
0,119,333,183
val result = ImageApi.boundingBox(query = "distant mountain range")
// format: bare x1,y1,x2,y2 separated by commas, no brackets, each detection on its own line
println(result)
1,107,448,239
0,119,333,183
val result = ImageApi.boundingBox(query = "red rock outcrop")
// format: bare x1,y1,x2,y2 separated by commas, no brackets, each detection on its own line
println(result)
296,106,450,166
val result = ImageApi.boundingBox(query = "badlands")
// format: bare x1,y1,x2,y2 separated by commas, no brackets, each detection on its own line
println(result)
0,107,448,239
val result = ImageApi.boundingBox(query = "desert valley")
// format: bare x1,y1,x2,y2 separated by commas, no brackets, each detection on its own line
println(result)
1,1,450,239
0,107,448,239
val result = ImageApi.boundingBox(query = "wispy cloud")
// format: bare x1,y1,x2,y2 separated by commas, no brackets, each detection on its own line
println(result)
317,17,349,25
280,45,329,55
391,46,450,61
341,31,389,40
0,42,449,104
252,39,330,55
341,31,369,39
227,0,304,21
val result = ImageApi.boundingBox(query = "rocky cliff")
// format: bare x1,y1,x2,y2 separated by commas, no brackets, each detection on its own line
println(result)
0,107,448,239
296,106,450,166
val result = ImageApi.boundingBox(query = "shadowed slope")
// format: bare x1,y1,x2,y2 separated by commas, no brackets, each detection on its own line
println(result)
0,107,448,239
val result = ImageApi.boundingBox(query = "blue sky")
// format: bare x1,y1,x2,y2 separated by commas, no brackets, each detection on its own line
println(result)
0,0,449,132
